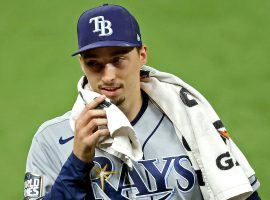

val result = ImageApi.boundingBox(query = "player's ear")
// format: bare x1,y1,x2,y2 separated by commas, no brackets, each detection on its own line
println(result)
139,45,147,65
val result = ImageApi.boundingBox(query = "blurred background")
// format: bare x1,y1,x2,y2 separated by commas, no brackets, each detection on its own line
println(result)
0,0,269,199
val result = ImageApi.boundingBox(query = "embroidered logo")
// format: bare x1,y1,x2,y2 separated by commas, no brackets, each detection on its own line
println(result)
137,34,141,42
89,16,113,36
92,164,119,191
59,136,74,145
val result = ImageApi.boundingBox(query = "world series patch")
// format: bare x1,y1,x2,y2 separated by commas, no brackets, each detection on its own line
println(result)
24,172,42,200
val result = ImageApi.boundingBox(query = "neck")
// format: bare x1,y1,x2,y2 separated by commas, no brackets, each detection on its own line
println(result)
120,90,143,122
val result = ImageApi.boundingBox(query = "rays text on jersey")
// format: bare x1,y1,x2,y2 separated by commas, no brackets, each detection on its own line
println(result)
91,155,195,199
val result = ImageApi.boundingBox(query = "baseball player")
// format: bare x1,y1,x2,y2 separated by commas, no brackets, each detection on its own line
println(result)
24,4,260,200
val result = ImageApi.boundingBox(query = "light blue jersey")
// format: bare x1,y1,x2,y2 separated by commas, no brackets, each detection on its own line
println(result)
25,93,203,199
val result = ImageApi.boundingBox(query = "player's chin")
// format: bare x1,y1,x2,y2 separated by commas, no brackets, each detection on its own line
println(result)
110,96,125,106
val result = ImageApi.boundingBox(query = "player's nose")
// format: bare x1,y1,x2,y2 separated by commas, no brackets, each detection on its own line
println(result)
101,63,116,83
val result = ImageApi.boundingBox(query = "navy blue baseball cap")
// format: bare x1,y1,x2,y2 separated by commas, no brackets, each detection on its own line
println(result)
72,4,142,56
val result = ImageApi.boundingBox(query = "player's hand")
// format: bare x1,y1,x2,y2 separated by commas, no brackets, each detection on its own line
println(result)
73,95,110,163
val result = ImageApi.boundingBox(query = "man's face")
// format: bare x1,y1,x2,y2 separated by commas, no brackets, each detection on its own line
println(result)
80,46,147,109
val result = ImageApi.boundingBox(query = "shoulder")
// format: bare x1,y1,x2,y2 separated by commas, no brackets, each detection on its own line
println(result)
26,111,73,174
33,111,72,142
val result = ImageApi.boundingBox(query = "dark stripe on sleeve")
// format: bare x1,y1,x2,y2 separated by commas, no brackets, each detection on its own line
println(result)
251,177,258,186
213,120,224,129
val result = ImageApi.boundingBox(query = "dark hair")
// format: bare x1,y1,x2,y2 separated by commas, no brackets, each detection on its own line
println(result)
135,46,143,53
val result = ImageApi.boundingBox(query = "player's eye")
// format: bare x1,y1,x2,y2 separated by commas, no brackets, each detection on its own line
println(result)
112,56,125,65
85,61,97,67
85,61,103,71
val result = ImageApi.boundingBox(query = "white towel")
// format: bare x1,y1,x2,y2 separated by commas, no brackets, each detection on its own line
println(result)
140,65,257,200
69,77,143,168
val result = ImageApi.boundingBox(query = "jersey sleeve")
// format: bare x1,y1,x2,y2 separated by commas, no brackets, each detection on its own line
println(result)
43,152,95,200
24,136,96,200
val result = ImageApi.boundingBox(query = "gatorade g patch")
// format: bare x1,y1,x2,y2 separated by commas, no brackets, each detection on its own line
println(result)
24,172,42,199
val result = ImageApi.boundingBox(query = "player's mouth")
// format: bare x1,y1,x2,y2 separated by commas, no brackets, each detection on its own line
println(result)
100,86,122,97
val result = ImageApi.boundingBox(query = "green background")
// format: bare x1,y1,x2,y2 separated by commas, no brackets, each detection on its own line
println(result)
1,0,269,199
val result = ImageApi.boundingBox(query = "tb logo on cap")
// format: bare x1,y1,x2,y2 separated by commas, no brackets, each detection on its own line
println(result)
89,16,113,36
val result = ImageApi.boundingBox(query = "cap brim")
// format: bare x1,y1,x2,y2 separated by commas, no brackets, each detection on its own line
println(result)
72,41,141,56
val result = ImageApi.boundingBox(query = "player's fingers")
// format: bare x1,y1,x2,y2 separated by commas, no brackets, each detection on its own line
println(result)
76,109,106,129
87,128,110,146
80,95,106,115
78,118,108,137
87,118,108,133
